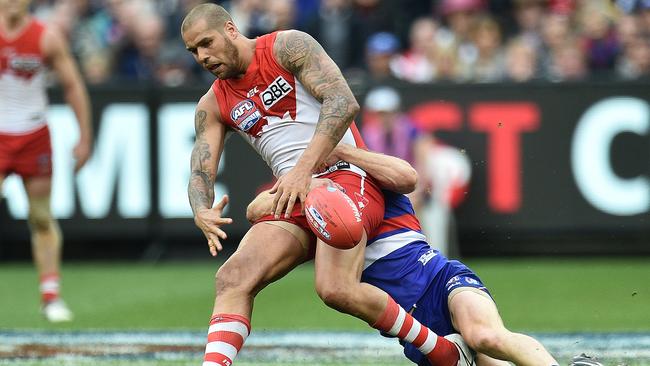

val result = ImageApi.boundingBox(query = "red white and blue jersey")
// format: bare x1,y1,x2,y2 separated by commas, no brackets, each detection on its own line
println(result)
0,18,48,135
212,31,366,178
362,190,448,310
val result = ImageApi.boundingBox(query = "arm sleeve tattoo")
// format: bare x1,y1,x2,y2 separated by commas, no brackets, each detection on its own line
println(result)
188,109,216,214
275,31,359,146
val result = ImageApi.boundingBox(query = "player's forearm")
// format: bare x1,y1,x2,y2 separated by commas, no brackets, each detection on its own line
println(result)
64,82,93,143
188,141,217,214
297,96,360,172
188,171,215,215
338,145,418,194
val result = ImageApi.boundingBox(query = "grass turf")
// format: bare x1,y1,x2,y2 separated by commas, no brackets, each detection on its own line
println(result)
0,258,648,332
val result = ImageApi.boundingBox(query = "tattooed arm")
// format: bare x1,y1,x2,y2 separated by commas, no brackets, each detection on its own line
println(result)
269,30,360,218
188,89,232,256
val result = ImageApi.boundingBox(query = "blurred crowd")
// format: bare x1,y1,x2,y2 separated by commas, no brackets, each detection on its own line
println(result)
33,0,650,86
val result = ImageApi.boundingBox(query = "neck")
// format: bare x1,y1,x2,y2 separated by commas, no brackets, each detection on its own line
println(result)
235,37,257,78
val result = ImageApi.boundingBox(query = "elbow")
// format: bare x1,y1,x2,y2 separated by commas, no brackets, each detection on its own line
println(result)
392,166,418,194
348,100,360,120
399,166,418,194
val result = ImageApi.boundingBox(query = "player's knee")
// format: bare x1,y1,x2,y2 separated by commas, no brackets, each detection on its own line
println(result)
215,256,257,297
466,328,509,355
315,281,355,313
27,209,53,232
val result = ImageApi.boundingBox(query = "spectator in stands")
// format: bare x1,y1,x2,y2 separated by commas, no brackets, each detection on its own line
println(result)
228,0,267,37
113,13,165,81
436,0,485,82
511,0,546,49
548,38,589,81
539,11,572,78
504,37,539,82
428,40,462,82
364,32,401,84
265,0,297,32
466,15,506,82
361,86,470,256
391,17,437,83
616,34,650,79
615,13,642,49
361,85,427,216
302,0,363,71
578,3,620,76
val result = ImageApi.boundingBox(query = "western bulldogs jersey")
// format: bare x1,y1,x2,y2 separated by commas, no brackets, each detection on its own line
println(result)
0,18,48,135
211,31,367,178
362,191,447,310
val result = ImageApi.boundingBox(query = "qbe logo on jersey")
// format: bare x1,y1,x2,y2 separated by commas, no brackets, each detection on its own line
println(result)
261,76,293,110
231,99,262,132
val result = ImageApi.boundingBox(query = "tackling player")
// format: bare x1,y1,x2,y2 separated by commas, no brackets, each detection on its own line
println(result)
182,4,469,366
0,0,92,322
247,143,560,366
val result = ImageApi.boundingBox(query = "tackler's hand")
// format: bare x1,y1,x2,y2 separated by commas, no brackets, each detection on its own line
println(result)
194,195,233,256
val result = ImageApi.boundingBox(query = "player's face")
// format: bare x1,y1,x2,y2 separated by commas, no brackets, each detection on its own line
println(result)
0,0,31,17
183,19,242,80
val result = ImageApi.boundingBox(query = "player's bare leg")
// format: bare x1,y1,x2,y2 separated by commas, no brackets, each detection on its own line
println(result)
449,289,558,366
24,175,71,322
203,221,307,366
314,234,464,366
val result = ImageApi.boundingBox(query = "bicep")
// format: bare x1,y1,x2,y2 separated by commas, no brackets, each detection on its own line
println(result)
274,31,353,103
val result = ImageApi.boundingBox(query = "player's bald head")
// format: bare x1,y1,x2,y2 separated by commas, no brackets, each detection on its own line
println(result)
181,3,232,35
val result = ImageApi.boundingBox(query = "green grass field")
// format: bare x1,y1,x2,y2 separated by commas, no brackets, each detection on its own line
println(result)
1,258,649,365
1,257,648,332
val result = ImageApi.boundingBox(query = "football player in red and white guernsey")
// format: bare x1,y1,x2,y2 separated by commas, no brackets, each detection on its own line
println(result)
182,4,468,366
0,0,92,322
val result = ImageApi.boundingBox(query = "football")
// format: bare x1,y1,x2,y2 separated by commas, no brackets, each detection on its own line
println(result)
304,185,364,250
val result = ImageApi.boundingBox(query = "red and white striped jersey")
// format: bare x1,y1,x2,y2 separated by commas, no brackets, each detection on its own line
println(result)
0,18,48,135
212,31,366,178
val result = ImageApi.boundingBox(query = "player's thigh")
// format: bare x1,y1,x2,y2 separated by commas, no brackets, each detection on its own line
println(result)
220,221,307,293
448,289,505,340
23,175,52,199
314,231,366,290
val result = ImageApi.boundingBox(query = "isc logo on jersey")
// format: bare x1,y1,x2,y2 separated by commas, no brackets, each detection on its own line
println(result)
260,76,293,110
230,99,262,132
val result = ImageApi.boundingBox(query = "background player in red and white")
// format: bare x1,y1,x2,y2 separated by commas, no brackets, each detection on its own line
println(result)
248,144,560,366
182,4,468,366
0,0,92,322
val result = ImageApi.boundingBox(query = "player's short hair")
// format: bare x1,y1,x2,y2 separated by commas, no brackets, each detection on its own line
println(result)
181,3,232,35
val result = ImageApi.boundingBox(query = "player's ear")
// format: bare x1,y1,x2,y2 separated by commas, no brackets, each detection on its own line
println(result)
224,21,238,40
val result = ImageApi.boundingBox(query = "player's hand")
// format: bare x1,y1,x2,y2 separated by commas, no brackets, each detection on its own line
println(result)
73,139,92,172
193,195,233,256
269,166,311,219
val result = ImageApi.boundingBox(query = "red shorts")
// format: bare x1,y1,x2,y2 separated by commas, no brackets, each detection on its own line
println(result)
255,170,386,256
0,126,53,178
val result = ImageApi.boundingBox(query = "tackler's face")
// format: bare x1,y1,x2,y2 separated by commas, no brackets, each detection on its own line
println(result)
183,18,242,80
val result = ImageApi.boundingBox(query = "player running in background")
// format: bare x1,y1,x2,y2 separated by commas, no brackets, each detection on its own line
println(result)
0,0,92,322
182,4,469,366
247,143,560,366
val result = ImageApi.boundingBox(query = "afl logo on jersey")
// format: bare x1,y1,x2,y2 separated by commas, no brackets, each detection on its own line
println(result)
260,76,293,110
231,99,262,132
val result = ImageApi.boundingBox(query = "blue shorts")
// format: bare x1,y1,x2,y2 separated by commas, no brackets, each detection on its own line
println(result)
403,260,492,365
